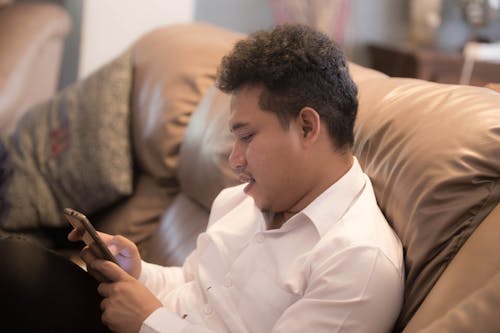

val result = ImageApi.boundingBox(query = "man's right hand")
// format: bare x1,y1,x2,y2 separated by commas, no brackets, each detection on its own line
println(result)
68,230,142,281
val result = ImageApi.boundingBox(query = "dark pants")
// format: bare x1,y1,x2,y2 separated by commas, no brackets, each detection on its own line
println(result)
0,236,111,332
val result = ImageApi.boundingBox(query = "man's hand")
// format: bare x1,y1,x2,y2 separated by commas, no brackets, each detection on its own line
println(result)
68,230,142,280
93,259,163,333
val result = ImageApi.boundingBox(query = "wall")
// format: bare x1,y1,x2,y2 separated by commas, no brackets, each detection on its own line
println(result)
57,0,500,88
78,0,194,79
54,0,410,88
194,0,275,34
194,0,409,66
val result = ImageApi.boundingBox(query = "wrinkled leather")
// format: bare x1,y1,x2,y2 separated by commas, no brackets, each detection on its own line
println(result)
404,204,500,332
131,23,243,183
178,86,239,211
92,173,176,248
351,76,500,330
141,193,209,266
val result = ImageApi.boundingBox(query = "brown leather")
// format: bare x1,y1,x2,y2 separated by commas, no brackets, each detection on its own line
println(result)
131,27,499,331
140,87,240,266
0,2,71,134
92,24,244,250
178,86,240,210
416,272,500,333
404,204,500,332
141,193,209,266
351,76,500,330
349,62,388,82
130,23,243,184
92,174,176,247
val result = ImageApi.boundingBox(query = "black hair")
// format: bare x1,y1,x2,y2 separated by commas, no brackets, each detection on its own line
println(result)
216,23,358,149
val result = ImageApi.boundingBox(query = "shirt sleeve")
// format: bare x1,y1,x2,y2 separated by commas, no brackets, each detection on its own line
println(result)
270,246,404,333
140,246,403,333
139,261,186,298
140,308,214,333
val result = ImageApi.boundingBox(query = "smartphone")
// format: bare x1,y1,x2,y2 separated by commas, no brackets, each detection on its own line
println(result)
64,208,120,266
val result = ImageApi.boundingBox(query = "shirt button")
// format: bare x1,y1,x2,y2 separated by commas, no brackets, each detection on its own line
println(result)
255,233,265,243
224,276,232,288
203,304,213,315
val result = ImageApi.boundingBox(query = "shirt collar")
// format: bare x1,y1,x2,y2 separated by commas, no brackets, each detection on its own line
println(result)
300,157,367,236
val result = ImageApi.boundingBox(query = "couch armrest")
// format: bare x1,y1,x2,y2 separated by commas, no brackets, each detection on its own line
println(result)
0,2,71,133
415,272,500,333
403,204,500,333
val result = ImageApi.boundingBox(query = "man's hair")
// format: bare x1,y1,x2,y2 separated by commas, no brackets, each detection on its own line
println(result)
216,24,358,149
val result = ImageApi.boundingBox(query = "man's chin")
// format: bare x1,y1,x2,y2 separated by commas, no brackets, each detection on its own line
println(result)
243,180,255,194
250,195,271,213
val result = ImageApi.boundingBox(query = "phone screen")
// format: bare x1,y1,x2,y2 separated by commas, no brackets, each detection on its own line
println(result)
64,208,120,266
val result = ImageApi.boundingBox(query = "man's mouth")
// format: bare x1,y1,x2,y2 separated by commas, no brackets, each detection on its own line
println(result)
239,173,255,184
240,173,255,194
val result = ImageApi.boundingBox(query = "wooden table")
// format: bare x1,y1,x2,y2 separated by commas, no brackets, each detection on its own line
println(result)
368,43,500,87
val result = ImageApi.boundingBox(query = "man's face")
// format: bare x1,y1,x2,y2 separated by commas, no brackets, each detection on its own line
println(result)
228,86,307,213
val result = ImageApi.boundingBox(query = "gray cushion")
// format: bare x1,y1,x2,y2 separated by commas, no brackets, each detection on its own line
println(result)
0,51,133,230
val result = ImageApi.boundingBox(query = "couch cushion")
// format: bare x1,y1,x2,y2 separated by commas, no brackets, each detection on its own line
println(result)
140,193,209,266
91,173,176,247
131,23,244,185
141,86,240,266
352,77,500,329
0,51,133,230
178,86,239,210
348,61,387,83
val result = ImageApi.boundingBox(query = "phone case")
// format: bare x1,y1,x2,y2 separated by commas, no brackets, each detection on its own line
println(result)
64,208,120,266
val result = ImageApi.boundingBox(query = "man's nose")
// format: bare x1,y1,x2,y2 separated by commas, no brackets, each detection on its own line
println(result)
229,142,246,171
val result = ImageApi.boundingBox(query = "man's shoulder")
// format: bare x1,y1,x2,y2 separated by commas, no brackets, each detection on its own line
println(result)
214,183,248,207
207,184,249,226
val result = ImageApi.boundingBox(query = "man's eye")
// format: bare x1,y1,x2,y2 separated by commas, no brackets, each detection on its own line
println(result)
240,133,254,142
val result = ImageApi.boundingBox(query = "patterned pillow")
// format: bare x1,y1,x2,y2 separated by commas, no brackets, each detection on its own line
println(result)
0,51,134,230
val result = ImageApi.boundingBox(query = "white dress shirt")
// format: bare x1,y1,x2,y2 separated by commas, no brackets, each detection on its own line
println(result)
139,158,404,333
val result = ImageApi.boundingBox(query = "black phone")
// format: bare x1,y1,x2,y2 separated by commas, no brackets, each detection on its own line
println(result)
64,208,120,266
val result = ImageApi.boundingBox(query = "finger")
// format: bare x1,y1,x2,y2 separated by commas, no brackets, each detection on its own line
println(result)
92,259,131,283
95,231,114,245
88,266,109,282
88,241,108,259
80,245,97,265
67,227,85,242
80,247,109,281
98,282,111,298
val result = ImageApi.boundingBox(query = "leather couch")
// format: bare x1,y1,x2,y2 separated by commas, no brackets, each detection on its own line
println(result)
3,23,500,332
0,1,71,134
118,23,499,332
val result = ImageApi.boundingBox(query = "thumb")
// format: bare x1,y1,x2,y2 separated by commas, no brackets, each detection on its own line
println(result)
107,234,139,258
92,259,132,283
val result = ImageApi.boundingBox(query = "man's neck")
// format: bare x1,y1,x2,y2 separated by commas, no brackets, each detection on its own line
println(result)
266,213,285,230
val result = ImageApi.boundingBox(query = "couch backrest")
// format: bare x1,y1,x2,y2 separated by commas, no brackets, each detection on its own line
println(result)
96,24,244,249
131,24,243,264
349,70,500,330
131,23,244,185
130,23,500,330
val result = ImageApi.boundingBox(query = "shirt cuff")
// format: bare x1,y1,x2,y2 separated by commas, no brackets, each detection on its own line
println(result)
140,307,189,333
138,260,156,284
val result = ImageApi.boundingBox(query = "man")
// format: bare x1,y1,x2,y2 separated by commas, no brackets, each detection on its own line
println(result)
70,24,404,333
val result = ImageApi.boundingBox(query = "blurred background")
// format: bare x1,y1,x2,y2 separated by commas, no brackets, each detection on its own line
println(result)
6,0,500,89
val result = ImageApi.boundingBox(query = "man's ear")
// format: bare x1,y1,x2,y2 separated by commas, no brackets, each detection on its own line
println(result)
297,107,321,145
